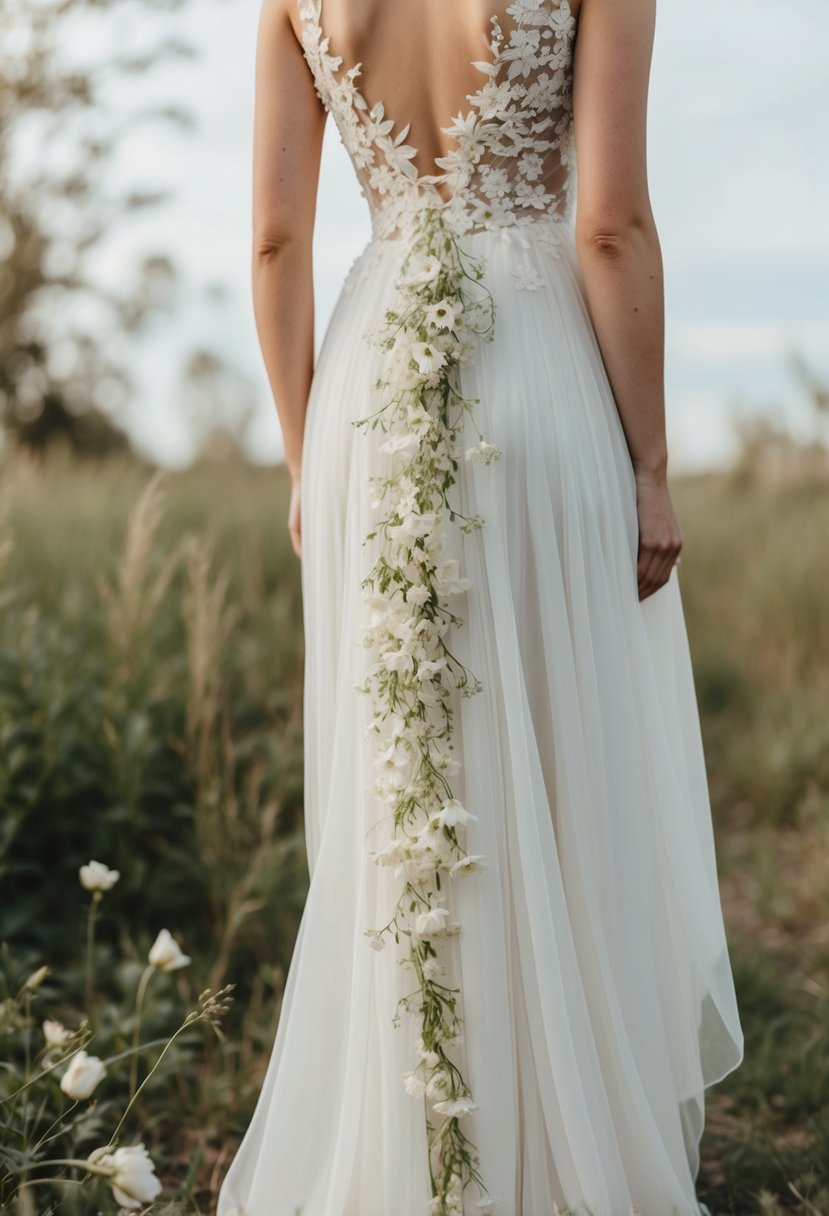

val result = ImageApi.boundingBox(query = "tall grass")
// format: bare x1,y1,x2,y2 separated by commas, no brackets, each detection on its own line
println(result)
0,437,827,1213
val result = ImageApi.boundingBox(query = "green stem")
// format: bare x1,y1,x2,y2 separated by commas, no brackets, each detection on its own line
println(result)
128,965,155,1100
84,893,101,1027
108,1010,205,1150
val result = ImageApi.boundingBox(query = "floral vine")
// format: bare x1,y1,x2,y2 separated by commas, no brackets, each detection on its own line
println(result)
353,207,500,1215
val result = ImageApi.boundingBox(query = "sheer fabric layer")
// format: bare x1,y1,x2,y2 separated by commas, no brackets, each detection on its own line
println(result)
216,222,744,1216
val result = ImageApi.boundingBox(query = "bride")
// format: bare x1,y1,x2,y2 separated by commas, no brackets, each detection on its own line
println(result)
218,0,744,1212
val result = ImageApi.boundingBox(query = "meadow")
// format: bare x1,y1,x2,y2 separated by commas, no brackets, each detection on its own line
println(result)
0,436,827,1215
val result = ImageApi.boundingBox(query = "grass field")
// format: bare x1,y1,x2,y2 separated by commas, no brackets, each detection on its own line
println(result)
0,438,827,1215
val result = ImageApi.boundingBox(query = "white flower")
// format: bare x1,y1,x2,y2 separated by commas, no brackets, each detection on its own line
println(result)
402,252,441,286
426,1068,452,1100
410,341,448,377
435,799,478,829
422,957,446,981
365,929,387,952
373,738,411,776
60,1050,106,1100
414,1036,441,1068
465,439,502,465
414,904,451,937
432,1095,479,1117
42,1019,73,1048
406,584,431,606
87,1143,162,1211
449,854,489,877
418,653,450,680
422,299,459,331
403,1067,428,1096
369,837,409,867
406,401,433,437
379,430,421,456
148,929,191,973
388,508,438,542
434,558,471,595
79,860,120,893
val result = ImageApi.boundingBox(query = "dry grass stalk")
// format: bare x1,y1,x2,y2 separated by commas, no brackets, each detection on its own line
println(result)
96,469,183,678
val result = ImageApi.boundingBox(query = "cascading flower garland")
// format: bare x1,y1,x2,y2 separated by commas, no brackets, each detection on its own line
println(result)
353,206,500,1215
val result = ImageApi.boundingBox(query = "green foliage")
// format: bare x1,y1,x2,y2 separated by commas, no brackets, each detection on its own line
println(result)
1,442,827,1212
0,918,233,1214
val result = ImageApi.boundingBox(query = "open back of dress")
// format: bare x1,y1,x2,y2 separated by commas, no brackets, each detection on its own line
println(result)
298,0,578,237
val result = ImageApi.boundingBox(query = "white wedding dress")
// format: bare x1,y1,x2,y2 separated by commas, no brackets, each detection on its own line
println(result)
217,1,744,1213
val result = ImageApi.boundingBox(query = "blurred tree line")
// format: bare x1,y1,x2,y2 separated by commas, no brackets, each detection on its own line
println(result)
0,0,255,461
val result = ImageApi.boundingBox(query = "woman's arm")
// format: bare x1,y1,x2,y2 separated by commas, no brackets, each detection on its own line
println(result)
252,0,327,557
571,0,682,601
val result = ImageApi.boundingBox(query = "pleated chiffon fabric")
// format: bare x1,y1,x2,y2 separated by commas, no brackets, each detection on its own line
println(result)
218,0,744,1209
216,221,744,1216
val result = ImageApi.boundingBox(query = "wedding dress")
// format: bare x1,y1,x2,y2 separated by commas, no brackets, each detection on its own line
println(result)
217,0,744,1213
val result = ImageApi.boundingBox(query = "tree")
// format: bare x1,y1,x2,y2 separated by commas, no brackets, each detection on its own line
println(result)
0,0,193,455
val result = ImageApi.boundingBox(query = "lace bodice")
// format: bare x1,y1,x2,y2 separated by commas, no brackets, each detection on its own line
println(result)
297,0,578,241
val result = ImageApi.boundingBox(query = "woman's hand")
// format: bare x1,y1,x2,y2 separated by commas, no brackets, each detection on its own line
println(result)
288,476,302,559
634,468,683,601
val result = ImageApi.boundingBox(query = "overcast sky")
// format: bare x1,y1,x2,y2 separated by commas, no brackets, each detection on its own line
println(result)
90,0,829,470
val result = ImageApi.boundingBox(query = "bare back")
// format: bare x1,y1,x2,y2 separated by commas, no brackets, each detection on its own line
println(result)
292,0,581,238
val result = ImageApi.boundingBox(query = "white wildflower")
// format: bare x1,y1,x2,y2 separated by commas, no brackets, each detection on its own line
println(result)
435,799,478,828
422,298,460,331
450,854,489,877
402,252,441,286
465,439,502,464
79,860,120,892
410,341,448,377
87,1142,162,1211
148,929,191,973
42,1019,73,1048
60,1050,106,1100
403,1067,428,1097
432,1095,479,1118
414,904,451,937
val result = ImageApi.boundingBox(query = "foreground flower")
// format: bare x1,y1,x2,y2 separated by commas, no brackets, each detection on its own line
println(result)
87,1142,162,1210
79,860,120,892
59,1050,106,1099
148,929,191,972
43,1019,73,1048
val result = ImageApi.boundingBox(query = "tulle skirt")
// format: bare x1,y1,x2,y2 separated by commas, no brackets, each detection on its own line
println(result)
217,216,744,1216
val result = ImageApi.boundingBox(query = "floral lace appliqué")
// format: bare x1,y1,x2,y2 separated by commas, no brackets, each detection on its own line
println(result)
298,0,577,241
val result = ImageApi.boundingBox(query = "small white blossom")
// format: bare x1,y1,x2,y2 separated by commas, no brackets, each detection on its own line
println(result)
148,929,191,973
432,1095,479,1118
87,1142,162,1211
42,1019,73,1047
79,860,120,893
465,439,502,465
435,799,478,829
450,854,489,877
422,298,460,331
60,1050,106,1100
402,252,441,286
403,1067,428,1096
410,341,448,377
379,430,421,456
414,904,451,937
422,957,446,981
